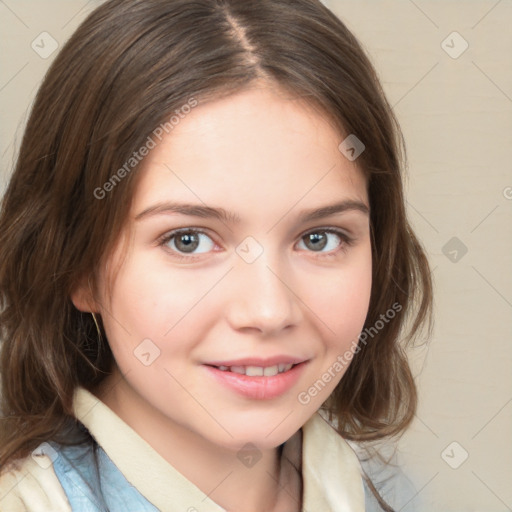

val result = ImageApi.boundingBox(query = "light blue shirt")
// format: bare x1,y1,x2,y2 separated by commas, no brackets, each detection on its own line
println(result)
0,386,420,512
48,434,420,511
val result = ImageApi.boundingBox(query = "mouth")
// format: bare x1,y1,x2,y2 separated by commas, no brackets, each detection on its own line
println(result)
205,362,297,377
203,359,309,400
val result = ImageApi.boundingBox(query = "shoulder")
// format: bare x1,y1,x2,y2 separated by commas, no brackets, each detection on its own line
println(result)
0,445,71,512
316,410,421,511
347,440,421,512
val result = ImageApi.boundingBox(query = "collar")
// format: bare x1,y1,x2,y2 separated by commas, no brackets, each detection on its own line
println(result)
73,386,365,511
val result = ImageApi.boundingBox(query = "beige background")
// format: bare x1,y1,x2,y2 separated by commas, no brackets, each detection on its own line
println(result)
1,1,511,510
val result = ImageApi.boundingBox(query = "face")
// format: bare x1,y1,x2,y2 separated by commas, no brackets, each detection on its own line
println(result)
89,85,372,452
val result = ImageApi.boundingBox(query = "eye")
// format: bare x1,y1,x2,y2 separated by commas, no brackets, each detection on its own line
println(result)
158,226,354,262
296,228,353,255
159,229,216,259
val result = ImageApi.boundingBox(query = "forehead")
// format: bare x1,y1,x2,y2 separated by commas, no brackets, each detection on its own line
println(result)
132,86,368,218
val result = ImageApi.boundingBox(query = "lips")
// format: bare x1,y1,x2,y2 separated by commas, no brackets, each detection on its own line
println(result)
205,355,307,368
203,357,309,400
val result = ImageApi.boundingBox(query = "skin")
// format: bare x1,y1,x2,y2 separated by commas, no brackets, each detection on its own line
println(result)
73,83,372,512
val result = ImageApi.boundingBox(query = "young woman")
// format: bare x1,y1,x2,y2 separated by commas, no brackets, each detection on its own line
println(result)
0,1,432,510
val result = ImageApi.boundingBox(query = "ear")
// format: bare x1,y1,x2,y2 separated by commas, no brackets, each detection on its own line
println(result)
70,276,100,313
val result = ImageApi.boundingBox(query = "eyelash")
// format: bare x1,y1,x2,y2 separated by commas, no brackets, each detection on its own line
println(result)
157,227,355,262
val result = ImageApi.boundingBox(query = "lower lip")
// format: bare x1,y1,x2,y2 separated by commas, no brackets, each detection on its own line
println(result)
204,362,308,400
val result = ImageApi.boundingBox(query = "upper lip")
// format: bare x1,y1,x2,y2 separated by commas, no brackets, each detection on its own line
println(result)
204,356,308,367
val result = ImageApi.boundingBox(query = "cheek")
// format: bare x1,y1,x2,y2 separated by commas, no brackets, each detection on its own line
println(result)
99,255,221,364
105,258,190,331
315,252,372,350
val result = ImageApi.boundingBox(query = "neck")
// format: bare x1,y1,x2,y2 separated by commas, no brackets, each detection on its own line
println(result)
93,372,302,512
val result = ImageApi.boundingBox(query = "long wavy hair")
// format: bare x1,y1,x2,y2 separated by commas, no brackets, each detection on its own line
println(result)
0,0,433,510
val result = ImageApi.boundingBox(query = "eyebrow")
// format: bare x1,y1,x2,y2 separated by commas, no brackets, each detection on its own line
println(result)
135,199,369,224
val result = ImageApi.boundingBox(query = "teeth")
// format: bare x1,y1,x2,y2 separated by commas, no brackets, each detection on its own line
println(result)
216,363,294,375
263,366,278,376
246,366,264,376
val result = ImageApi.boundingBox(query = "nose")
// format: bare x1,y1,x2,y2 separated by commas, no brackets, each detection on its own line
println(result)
224,249,303,336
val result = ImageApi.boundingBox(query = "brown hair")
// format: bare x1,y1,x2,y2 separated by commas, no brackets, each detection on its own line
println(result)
0,0,432,509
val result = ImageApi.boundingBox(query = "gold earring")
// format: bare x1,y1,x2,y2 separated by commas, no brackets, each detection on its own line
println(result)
91,312,102,341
